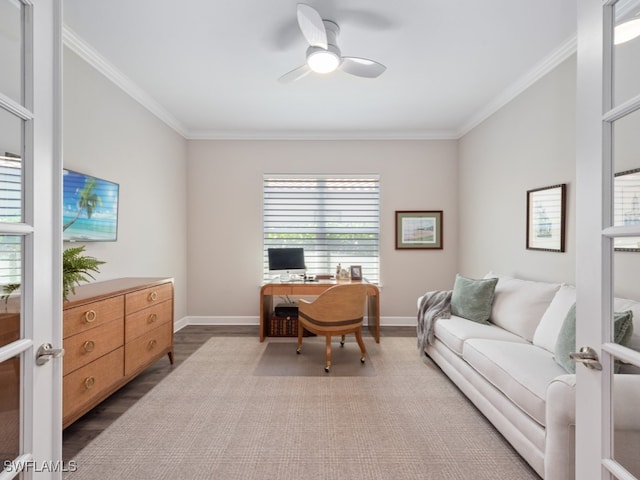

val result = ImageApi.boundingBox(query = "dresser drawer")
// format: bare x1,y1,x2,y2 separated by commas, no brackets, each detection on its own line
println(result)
125,282,173,315
125,322,172,376
63,318,124,376
125,299,172,343
63,296,124,339
63,347,124,422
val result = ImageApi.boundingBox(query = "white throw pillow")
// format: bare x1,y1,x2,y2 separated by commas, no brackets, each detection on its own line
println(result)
533,284,576,352
484,273,561,342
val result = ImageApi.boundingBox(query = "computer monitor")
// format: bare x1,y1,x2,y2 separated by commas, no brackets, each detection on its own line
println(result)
267,247,305,280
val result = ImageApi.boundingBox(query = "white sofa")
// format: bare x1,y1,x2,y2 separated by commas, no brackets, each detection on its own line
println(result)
418,273,640,479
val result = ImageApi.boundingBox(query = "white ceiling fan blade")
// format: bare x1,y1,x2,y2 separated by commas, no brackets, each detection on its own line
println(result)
340,57,386,78
297,3,327,48
278,64,312,83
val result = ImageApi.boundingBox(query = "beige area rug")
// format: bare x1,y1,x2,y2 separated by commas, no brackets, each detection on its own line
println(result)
64,337,539,480
254,338,376,377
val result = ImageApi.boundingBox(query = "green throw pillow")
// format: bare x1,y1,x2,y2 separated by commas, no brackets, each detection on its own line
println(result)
554,303,634,373
450,274,498,323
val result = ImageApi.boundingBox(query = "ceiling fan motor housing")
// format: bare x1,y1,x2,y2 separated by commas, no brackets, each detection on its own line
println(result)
305,20,341,73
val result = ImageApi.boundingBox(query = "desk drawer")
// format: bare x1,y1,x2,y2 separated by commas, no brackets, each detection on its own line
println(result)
125,282,173,315
63,296,124,339
125,322,172,376
125,299,172,343
63,347,124,422
63,318,124,376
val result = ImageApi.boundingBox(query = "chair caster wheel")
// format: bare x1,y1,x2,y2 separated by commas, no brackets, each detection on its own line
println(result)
340,340,345,348
325,366,330,373
296,347,302,354
360,357,366,364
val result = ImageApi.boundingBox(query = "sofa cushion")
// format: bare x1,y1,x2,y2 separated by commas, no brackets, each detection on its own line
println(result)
450,274,498,323
554,303,634,373
463,339,567,426
434,315,529,356
533,284,576,353
484,273,560,342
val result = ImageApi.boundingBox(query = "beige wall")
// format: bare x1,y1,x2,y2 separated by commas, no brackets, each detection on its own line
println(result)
187,140,459,319
63,48,189,319
458,55,577,285
458,53,640,301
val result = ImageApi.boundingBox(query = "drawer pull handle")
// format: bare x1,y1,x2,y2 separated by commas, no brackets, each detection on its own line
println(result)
84,376,96,390
149,291,158,302
148,313,157,324
148,339,157,349
83,340,95,353
84,310,97,323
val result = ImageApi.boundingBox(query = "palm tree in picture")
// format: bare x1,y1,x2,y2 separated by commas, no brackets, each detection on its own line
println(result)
63,177,102,231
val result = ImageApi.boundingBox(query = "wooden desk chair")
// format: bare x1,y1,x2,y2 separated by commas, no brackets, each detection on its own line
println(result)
296,284,368,372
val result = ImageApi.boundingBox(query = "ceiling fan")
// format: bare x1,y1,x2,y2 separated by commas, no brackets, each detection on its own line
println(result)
278,3,386,83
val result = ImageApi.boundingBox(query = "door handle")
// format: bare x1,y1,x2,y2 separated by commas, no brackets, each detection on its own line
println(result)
36,343,65,366
569,346,603,370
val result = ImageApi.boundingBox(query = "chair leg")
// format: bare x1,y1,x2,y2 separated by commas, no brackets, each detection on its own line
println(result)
296,319,303,354
355,329,366,364
340,334,346,347
325,335,332,372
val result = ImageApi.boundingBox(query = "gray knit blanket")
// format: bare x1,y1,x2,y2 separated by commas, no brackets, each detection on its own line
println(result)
417,290,452,355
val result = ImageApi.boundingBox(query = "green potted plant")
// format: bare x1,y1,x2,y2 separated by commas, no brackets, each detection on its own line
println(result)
62,245,105,301
1,245,105,304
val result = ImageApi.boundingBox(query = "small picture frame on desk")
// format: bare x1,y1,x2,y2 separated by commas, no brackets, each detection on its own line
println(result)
350,265,362,280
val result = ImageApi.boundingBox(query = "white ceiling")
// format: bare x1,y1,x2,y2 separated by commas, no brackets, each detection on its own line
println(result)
63,0,577,140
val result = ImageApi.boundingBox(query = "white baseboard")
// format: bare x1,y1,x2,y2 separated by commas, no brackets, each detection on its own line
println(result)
174,315,416,332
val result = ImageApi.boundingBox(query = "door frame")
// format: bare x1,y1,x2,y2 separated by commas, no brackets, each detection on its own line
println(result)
576,0,640,478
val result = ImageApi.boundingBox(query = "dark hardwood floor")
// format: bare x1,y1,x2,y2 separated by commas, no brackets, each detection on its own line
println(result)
62,325,414,461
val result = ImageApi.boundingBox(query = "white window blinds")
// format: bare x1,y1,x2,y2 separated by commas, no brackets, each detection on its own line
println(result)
263,175,380,283
0,155,22,285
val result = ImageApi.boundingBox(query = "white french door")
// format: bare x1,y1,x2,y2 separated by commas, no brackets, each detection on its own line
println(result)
0,1,63,479
576,0,640,478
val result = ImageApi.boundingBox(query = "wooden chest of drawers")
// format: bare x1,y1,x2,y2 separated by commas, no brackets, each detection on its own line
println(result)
62,277,174,428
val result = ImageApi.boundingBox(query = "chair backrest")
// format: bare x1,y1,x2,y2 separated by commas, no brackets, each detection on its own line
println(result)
306,284,368,322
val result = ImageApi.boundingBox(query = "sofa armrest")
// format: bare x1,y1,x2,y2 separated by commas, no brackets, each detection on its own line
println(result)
544,373,640,480
544,374,576,480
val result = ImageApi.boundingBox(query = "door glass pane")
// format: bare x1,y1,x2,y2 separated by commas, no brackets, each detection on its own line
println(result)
0,0,23,105
611,361,640,477
611,268,640,476
0,354,21,470
614,0,640,107
0,235,23,475
0,235,22,296
0,109,23,224
613,109,640,249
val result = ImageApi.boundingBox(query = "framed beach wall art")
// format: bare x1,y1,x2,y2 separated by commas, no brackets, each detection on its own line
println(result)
526,184,566,252
395,211,443,249
614,167,640,251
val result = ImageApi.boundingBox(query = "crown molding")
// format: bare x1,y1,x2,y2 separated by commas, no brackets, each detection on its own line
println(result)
63,25,577,142
456,35,577,138
62,26,190,138
185,129,459,141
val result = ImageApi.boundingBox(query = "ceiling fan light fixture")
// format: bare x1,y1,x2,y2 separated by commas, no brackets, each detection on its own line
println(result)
615,17,640,45
307,47,340,74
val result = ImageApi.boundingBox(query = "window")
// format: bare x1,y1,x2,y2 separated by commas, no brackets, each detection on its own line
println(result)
263,174,380,283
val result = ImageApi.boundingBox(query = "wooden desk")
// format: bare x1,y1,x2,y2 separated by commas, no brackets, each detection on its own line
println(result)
260,280,380,343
